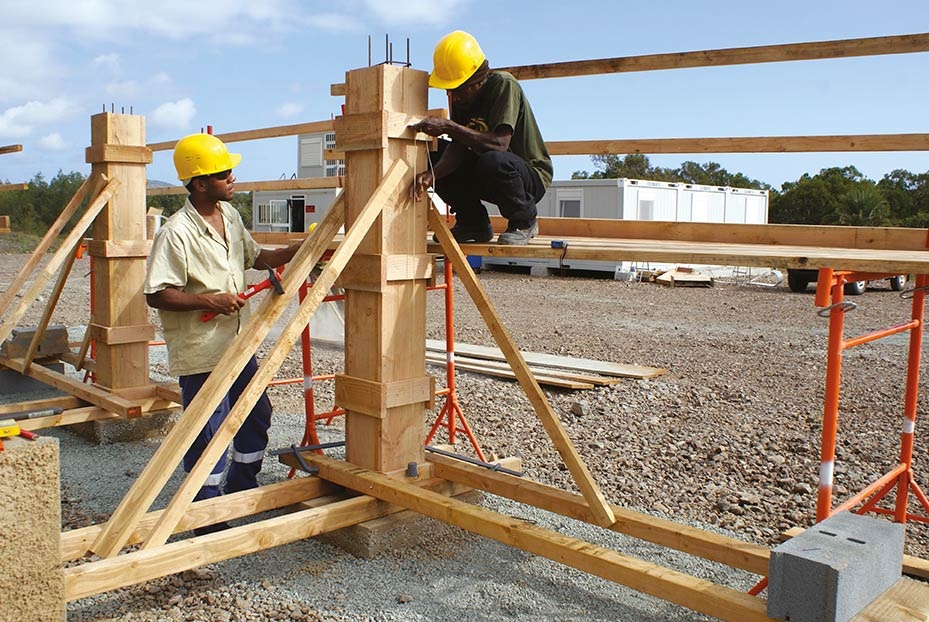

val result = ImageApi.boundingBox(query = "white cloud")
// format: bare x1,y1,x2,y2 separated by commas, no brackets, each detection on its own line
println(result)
93,53,121,74
305,12,364,33
275,102,304,119
150,98,196,130
105,72,173,99
361,0,467,25
37,133,68,151
0,99,76,139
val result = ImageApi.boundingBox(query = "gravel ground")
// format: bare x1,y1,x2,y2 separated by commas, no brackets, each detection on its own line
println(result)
5,251,928,621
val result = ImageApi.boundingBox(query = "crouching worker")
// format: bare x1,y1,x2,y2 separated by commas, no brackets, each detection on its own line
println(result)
144,133,301,535
410,30,552,245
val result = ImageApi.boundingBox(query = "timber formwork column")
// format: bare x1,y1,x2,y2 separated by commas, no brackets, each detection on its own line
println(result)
335,65,433,472
86,112,154,391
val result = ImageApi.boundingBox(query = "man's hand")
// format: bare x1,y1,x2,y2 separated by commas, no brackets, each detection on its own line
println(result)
410,117,448,137
411,170,434,201
202,292,245,316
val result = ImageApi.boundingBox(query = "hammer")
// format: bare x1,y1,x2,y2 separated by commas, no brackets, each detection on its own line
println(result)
201,267,285,322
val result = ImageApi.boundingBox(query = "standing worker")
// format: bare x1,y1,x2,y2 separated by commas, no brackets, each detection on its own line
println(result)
145,133,300,535
411,30,552,245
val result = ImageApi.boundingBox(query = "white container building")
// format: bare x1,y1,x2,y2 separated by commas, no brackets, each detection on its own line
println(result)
483,178,769,274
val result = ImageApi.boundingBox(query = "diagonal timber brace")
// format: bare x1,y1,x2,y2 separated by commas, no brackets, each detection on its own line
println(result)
141,159,410,549
428,206,616,527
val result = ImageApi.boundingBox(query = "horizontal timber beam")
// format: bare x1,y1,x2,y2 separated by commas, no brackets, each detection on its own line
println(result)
427,452,770,575
147,119,335,151
65,476,468,600
146,176,341,196
0,144,23,155
496,32,929,80
307,455,773,622
546,133,929,156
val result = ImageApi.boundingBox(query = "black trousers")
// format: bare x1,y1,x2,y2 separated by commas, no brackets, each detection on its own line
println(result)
431,144,545,228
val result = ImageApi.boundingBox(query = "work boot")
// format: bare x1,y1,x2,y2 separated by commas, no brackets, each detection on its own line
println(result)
433,221,494,244
497,220,538,245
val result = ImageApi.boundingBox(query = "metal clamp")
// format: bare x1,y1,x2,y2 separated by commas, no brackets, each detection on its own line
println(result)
425,445,524,477
816,300,859,317
900,285,929,300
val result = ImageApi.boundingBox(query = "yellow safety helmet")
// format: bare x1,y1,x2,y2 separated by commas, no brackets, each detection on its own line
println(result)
429,30,486,90
173,133,242,181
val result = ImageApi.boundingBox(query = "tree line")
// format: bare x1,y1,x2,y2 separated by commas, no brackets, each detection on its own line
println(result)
573,154,929,228
0,171,253,237
2,158,928,238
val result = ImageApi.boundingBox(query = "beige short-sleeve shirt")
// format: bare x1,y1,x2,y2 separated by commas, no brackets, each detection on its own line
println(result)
144,199,261,376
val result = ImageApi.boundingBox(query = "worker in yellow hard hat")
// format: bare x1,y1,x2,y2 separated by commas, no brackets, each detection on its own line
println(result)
144,133,302,533
411,30,552,245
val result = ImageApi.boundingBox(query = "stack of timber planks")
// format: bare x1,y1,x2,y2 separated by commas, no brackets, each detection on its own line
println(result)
425,339,665,390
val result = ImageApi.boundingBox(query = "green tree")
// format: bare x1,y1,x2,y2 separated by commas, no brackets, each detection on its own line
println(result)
834,185,890,226
769,166,869,225
877,169,929,227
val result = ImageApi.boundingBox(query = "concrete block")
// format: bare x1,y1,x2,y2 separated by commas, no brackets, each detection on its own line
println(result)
0,436,65,622
1,326,70,359
70,406,179,444
768,510,904,622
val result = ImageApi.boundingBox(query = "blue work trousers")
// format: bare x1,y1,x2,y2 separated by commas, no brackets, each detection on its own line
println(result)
179,356,273,501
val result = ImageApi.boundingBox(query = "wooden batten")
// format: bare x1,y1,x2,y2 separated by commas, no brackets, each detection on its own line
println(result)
86,240,152,258
147,176,342,196
429,207,616,528
85,144,153,164
336,253,434,291
146,119,335,152
334,374,435,418
89,323,156,345
496,32,929,80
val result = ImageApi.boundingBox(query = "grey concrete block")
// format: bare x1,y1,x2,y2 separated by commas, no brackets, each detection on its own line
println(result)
768,510,904,622
2,325,70,358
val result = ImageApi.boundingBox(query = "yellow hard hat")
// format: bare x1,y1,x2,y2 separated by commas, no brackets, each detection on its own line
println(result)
429,31,486,90
173,133,242,181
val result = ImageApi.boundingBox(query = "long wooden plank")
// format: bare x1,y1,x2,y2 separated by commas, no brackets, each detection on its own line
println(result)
427,452,770,576
141,161,408,550
90,190,350,558
430,206,616,527
62,476,337,562
0,182,28,193
146,176,341,196
19,406,118,431
853,577,929,622
0,173,97,317
496,33,929,80
547,133,929,156
427,339,664,379
146,119,335,151
426,355,594,391
0,356,141,417
307,454,773,622
490,217,929,251
0,395,85,416
0,144,23,155
438,236,929,274
427,351,624,385
66,476,464,601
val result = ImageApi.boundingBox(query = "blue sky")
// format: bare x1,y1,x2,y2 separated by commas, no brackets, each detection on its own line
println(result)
2,0,928,190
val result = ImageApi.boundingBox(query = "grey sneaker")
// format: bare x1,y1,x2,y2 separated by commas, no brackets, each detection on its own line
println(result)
497,221,538,245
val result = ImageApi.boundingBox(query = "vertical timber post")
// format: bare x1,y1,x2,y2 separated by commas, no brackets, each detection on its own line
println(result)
335,65,432,472
86,113,154,392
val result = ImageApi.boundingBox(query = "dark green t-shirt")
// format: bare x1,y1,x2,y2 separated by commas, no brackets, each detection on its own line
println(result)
451,71,553,189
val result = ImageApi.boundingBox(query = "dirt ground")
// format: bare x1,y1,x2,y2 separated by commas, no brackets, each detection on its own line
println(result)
4,247,929,619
